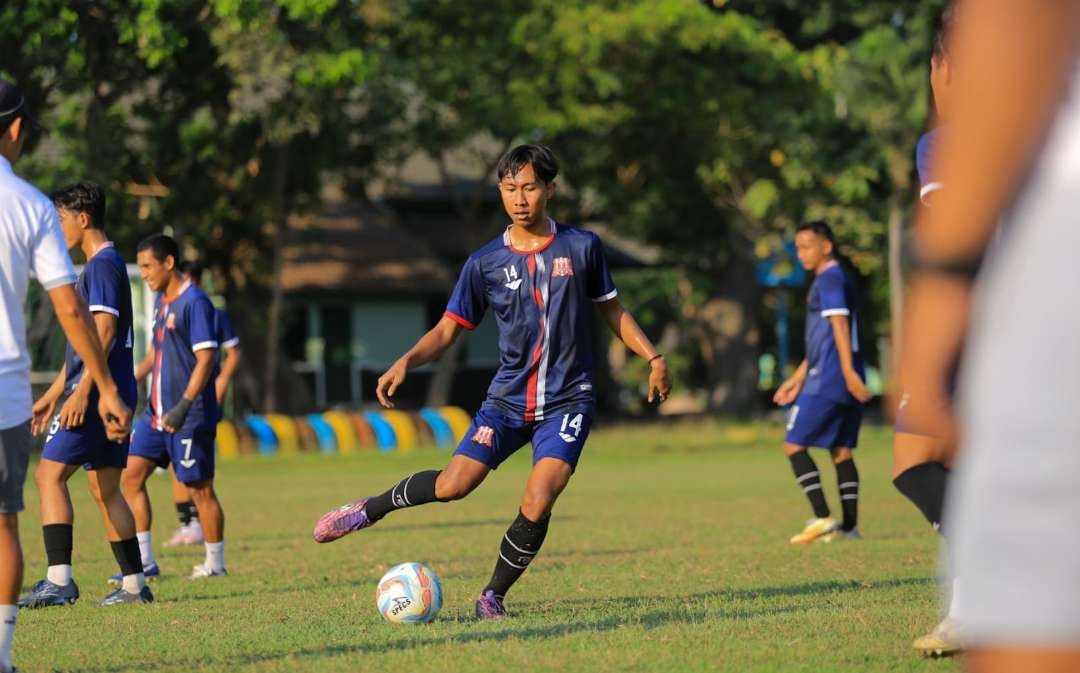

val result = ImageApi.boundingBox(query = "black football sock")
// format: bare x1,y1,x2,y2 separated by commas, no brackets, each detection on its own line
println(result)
893,462,948,534
788,451,830,519
43,523,74,568
365,470,443,522
110,538,144,577
834,458,859,531
483,510,550,598
176,501,193,526
186,500,200,524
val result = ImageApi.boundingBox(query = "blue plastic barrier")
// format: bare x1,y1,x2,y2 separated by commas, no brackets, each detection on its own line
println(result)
420,408,455,449
307,413,339,454
363,411,397,452
245,416,278,455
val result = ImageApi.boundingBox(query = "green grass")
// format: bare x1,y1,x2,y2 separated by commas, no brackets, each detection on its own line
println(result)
13,420,959,672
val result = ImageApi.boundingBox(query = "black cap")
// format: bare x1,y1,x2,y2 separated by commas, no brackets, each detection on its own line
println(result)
0,79,39,130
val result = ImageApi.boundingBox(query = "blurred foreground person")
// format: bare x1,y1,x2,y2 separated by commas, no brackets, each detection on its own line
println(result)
898,2,1080,672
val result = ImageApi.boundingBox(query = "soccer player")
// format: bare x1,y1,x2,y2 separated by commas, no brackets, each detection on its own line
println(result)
0,79,132,673
18,183,151,608
160,260,241,548
121,234,227,580
312,144,672,618
773,221,869,545
894,4,967,657
900,3,1080,672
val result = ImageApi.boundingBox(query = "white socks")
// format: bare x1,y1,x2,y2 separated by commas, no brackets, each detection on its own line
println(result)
947,577,962,621
137,531,155,567
0,604,15,673
204,541,225,573
46,563,72,586
122,572,146,594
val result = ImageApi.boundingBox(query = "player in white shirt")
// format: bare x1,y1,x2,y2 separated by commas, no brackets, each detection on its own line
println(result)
0,79,132,673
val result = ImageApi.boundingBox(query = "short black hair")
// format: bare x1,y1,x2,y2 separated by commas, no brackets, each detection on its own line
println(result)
137,233,179,265
796,220,835,243
496,144,559,184
932,3,957,61
51,181,107,231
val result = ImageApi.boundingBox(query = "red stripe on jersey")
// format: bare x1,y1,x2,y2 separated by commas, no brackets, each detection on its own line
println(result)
443,310,476,330
524,255,546,422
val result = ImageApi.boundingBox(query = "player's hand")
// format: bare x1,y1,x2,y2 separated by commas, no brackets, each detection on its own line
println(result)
31,396,57,435
376,360,408,408
162,398,192,434
58,390,89,429
97,388,132,442
647,356,672,404
772,379,801,406
844,372,872,404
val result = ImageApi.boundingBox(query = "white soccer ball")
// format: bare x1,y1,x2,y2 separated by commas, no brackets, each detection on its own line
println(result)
375,562,443,624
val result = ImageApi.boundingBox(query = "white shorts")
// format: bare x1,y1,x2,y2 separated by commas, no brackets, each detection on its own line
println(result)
947,62,1080,646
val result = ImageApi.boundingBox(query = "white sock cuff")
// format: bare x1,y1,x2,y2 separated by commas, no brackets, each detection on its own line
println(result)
0,605,15,620
205,541,224,551
136,531,152,542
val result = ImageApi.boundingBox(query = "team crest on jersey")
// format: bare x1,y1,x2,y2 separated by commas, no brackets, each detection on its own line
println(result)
471,426,495,447
166,313,177,329
551,257,574,278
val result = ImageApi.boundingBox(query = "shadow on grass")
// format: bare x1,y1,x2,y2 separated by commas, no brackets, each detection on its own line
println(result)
64,576,933,673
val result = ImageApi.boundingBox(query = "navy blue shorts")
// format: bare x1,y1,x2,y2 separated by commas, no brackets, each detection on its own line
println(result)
453,404,593,472
42,402,128,471
784,394,862,450
129,417,216,483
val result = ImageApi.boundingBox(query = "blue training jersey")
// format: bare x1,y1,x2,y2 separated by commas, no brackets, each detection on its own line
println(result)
147,280,220,430
444,219,618,421
62,243,138,406
916,128,943,204
800,262,864,406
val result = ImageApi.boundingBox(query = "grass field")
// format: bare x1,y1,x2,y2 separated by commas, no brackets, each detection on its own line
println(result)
13,419,960,673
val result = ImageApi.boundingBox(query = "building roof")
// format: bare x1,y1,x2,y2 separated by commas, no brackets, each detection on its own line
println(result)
282,190,454,296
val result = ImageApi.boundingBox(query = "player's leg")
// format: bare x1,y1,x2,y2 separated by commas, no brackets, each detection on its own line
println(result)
968,649,1080,673
313,405,523,543
186,479,227,578
122,418,170,577
475,410,589,619
87,467,152,604
165,465,202,547
0,422,32,673
827,447,860,537
120,456,160,576
32,459,80,587
892,431,950,533
783,395,852,544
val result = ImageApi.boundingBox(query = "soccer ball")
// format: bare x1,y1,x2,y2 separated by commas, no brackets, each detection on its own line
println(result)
375,562,443,624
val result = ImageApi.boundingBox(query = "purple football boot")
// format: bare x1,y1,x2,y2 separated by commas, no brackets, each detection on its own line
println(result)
475,590,507,619
312,497,376,543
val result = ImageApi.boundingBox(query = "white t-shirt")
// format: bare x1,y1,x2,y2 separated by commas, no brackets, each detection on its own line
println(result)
0,155,77,429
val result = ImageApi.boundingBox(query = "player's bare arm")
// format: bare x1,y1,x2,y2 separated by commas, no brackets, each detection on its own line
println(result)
828,315,870,403
31,364,67,435
163,348,217,433
376,316,463,408
57,310,117,430
596,296,672,403
46,283,131,440
215,344,241,405
773,359,808,406
134,344,154,383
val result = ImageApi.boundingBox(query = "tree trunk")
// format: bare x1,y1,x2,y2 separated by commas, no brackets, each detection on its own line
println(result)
263,148,289,413
425,336,465,408
700,256,763,416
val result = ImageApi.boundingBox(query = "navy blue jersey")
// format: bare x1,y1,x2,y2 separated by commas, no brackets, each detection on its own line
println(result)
63,243,137,405
147,281,220,430
800,262,864,406
444,219,618,421
917,128,943,204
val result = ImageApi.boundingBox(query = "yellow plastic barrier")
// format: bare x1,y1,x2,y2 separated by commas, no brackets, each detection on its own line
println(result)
439,406,473,443
265,414,301,455
380,410,417,452
217,420,240,460
323,411,358,455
